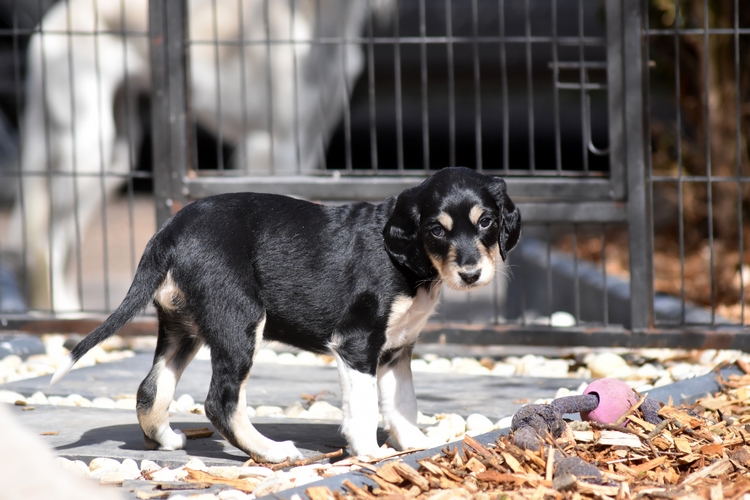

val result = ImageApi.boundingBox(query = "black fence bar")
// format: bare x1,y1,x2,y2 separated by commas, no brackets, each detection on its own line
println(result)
149,0,190,229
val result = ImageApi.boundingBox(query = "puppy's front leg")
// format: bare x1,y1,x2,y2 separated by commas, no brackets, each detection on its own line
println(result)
377,347,432,451
332,352,381,457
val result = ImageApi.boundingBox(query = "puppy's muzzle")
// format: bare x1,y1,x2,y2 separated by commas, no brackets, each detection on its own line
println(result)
458,268,482,285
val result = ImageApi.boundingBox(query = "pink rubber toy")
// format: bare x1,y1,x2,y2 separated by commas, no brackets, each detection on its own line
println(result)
580,378,638,424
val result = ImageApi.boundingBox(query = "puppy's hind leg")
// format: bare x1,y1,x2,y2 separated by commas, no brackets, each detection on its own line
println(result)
203,313,303,463
137,305,202,451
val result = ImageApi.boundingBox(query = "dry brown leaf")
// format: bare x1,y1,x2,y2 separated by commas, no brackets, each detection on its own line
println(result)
393,462,430,491
698,396,732,411
181,427,214,439
462,434,493,457
184,468,256,493
306,486,336,500
463,456,486,474
681,459,733,486
674,436,693,454
501,452,524,474
700,443,725,457
475,470,526,486
659,406,704,428
374,462,402,484
631,455,667,473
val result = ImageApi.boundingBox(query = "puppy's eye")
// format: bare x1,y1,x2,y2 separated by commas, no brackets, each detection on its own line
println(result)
479,217,493,229
430,226,445,238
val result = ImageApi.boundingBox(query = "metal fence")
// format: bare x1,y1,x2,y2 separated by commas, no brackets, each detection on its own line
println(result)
0,0,747,349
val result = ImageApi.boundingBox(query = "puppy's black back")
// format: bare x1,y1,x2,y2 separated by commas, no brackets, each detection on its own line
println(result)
161,193,410,354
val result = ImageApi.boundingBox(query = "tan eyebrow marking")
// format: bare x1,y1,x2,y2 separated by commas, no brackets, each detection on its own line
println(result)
437,213,454,231
469,205,484,225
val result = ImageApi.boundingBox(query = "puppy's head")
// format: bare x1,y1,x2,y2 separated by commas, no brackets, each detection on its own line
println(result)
384,167,521,290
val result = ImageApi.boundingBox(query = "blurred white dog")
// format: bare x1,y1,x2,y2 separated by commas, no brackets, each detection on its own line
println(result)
7,0,390,311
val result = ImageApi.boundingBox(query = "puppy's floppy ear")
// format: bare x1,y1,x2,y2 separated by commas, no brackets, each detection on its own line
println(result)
383,187,432,277
489,177,521,261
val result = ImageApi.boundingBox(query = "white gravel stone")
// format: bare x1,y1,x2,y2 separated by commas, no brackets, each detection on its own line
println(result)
307,401,343,420
195,345,212,360
54,457,90,478
538,359,571,378
586,352,632,379
149,467,179,482
120,458,141,478
92,397,116,409
114,397,137,410
64,394,93,407
554,387,572,399
427,357,452,372
417,411,437,425
513,354,547,376
246,405,256,417
97,471,127,485
550,311,576,327
322,466,355,477
185,457,208,472
496,416,513,429
207,466,240,480
276,352,298,364
465,413,494,434
140,460,161,473
174,393,195,412
1,354,22,370
451,357,490,375
27,391,50,405
0,390,25,404
89,457,121,472
635,363,664,379
669,362,710,381
425,413,466,443
284,401,308,418
295,351,325,366
254,348,278,363
653,373,673,387
490,362,516,376
255,405,285,418
410,358,429,372
0,363,15,382
18,360,55,377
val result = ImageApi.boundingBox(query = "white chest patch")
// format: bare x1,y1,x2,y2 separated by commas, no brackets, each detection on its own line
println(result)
383,287,440,351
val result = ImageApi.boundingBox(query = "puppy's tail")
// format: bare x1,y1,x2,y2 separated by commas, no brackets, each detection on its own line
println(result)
50,236,171,386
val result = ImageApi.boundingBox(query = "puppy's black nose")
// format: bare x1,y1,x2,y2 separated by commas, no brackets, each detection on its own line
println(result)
459,269,481,285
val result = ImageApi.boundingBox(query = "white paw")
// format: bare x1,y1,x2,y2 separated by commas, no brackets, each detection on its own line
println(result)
157,428,187,450
355,446,399,462
255,440,304,464
390,430,432,451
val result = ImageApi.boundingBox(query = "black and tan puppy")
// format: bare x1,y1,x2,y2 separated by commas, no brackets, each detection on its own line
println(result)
51,167,521,463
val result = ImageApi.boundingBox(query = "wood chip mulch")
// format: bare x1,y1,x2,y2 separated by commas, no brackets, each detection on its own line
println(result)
307,366,750,499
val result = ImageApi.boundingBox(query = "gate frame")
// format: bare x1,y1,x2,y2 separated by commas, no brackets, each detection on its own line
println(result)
148,0,651,328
